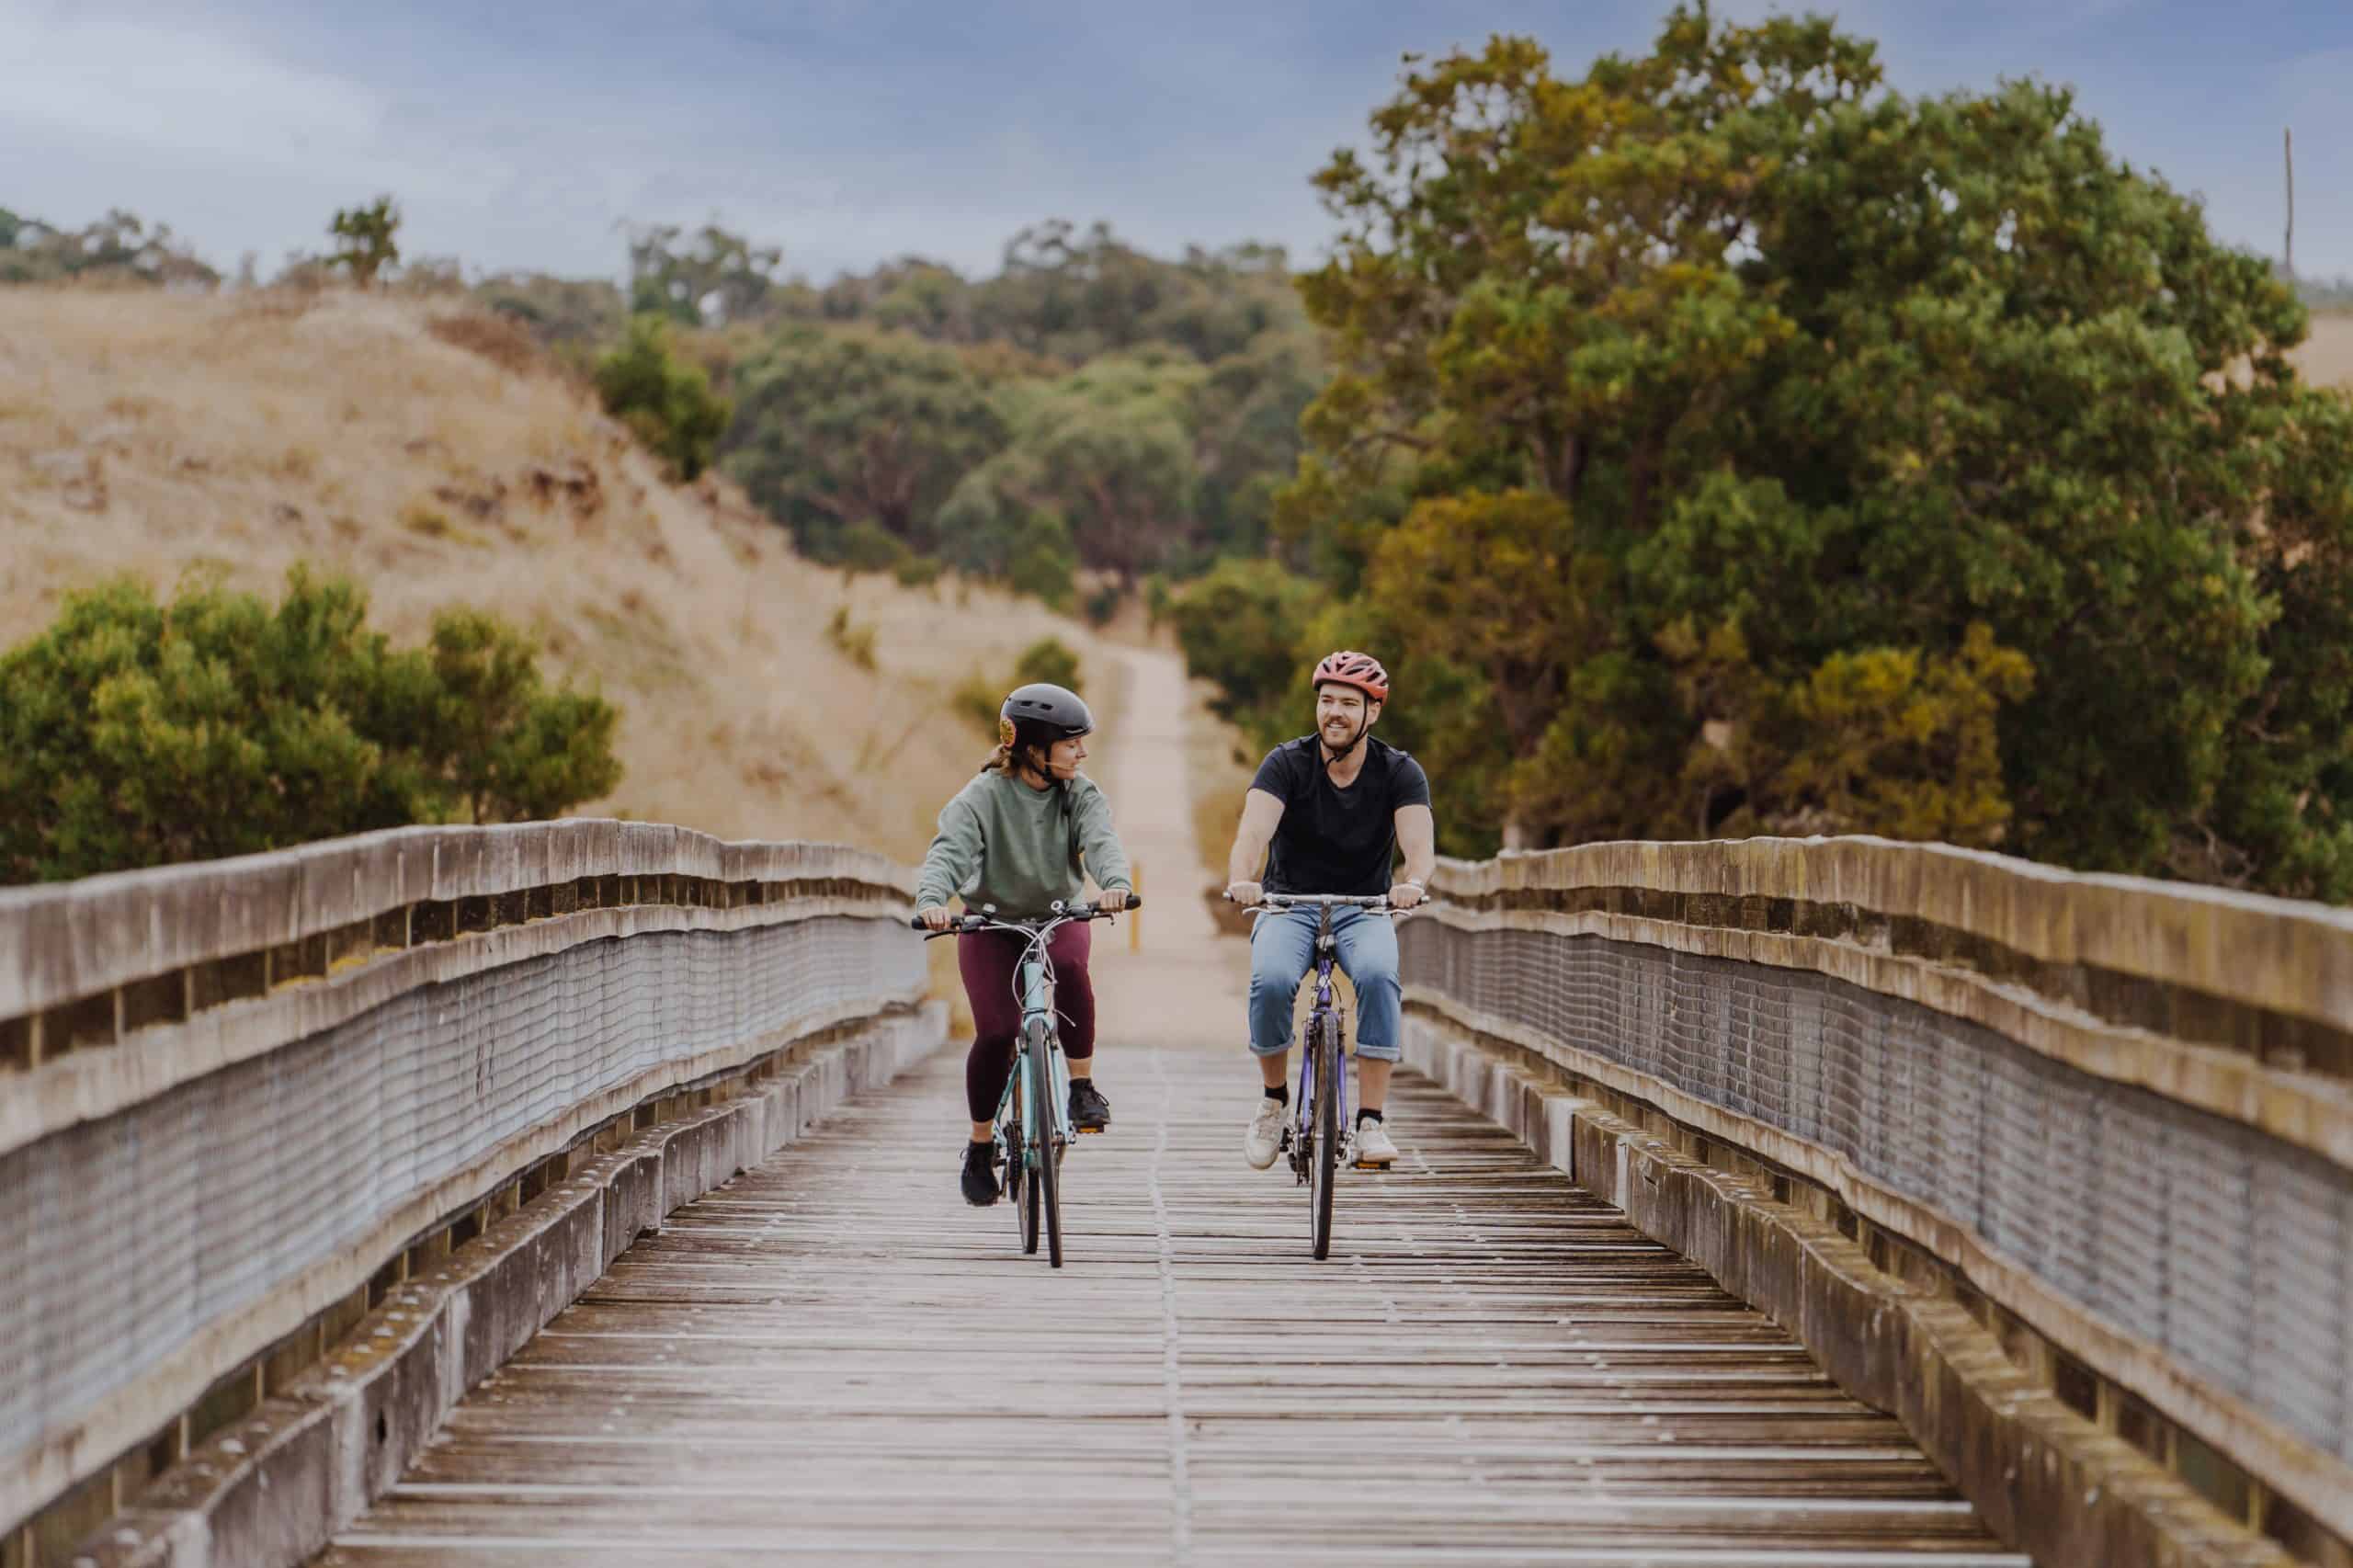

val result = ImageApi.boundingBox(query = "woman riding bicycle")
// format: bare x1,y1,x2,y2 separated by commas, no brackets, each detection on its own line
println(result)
916,681,1132,1207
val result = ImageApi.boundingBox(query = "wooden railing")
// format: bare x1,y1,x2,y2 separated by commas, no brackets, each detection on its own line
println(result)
1,823,934,1566
1405,836,2353,1568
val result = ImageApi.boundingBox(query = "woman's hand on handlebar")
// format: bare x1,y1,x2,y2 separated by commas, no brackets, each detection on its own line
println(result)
918,905,956,933
1224,881,1263,906
1098,887,1131,913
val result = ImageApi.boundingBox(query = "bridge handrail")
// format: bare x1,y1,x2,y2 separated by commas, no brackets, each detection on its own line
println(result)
0,818,914,1025
2,822,929,1548
1434,835,2353,1037
1432,836,2353,1163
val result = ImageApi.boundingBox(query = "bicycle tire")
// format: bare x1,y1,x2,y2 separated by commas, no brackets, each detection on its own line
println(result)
1027,1020,1063,1268
1311,1017,1338,1259
1006,1117,1037,1255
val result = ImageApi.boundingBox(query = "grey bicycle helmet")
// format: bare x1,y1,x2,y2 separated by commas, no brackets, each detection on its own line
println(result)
1000,682,1094,740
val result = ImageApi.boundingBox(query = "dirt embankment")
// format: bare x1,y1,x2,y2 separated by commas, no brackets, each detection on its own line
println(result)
0,287,1119,862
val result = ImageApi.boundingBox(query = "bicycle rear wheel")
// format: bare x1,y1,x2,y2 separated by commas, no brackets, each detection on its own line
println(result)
1027,1020,1063,1268
1310,1017,1338,1259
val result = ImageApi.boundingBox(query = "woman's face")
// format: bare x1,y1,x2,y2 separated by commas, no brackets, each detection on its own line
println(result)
1040,733,1087,780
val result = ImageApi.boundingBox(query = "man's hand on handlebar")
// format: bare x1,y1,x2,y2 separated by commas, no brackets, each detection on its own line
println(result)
1224,881,1263,906
1389,881,1426,912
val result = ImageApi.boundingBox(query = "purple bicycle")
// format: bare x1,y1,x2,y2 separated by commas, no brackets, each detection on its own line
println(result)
1247,892,1399,1259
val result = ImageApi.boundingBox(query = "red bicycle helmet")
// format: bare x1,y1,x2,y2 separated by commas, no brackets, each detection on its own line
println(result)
1312,649,1390,702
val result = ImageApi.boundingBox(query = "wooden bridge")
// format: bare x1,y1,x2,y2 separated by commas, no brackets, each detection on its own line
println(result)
6,650,2347,1567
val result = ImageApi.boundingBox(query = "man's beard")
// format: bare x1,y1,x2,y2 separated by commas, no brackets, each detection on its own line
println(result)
1321,714,1366,758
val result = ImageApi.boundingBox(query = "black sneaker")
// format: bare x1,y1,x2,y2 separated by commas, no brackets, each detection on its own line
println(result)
960,1141,1000,1206
1069,1079,1111,1133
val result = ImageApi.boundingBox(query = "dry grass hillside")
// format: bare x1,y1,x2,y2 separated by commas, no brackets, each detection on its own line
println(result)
2297,312,2353,387
0,286,1120,863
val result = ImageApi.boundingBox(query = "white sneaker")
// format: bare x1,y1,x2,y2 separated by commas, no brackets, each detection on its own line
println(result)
1245,1097,1286,1169
1352,1116,1399,1168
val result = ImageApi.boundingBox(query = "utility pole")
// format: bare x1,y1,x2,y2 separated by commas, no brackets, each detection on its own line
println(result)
2285,126,2295,280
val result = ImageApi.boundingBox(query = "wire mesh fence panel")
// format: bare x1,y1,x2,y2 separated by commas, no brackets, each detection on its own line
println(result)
2,912,922,1479
1402,918,2353,1465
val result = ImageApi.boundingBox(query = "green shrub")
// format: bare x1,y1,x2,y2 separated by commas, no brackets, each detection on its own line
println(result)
949,671,1004,735
1013,637,1083,694
824,605,879,670
592,314,732,481
0,568,622,882
829,517,906,575
891,553,945,591
1168,556,1326,738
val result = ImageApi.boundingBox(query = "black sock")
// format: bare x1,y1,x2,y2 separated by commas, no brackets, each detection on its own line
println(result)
1263,1084,1290,1107
1357,1108,1383,1126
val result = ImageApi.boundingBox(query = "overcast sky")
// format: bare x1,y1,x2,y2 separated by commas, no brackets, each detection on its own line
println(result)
4,0,2347,285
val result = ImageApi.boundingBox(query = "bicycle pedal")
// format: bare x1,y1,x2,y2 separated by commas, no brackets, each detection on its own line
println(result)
1352,1156,1394,1171
1074,1124,1107,1134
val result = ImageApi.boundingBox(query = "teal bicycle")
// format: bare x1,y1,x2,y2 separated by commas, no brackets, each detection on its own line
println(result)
914,898,1135,1267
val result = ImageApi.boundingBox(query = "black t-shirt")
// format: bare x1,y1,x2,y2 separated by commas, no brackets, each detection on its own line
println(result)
1251,736,1432,896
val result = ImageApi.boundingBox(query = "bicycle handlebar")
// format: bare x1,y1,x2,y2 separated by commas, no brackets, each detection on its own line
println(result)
910,896,1142,935
1250,892,1394,908
1226,890,1416,923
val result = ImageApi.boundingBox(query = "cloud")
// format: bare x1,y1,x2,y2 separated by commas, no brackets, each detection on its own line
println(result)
1,0,2345,286
0,1,489,198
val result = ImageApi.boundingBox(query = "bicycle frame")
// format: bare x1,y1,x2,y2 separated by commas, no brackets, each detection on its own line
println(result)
996,926,1074,1163
921,903,1095,1167
1249,892,1396,1181
1292,902,1347,1181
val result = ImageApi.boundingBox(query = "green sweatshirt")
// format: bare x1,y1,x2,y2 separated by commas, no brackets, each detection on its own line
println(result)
915,768,1132,915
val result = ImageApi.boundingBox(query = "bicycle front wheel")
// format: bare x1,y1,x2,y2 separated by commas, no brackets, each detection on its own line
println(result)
1311,1017,1338,1260
1005,1115,1037,1256
1027,1020,1063,1268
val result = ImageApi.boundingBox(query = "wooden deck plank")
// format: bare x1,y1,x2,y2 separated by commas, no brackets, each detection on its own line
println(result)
319,1040,2023,1566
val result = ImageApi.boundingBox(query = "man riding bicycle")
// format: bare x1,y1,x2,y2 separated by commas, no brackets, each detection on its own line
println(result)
916,683,1132,1207
1224,651,1435,1171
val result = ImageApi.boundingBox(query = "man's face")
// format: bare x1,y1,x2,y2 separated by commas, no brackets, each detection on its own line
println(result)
1316,685,1377,749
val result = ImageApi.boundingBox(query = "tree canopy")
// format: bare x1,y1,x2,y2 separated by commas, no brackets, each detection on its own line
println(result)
327,195,402,287
725,327,1007,563
0,206,218,287
1217,6,2353,895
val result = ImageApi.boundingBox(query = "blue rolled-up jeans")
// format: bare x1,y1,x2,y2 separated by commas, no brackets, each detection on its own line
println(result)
1247,904,1402,1062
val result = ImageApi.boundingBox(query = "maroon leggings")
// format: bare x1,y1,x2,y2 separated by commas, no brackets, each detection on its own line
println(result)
960,922,1096,1122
